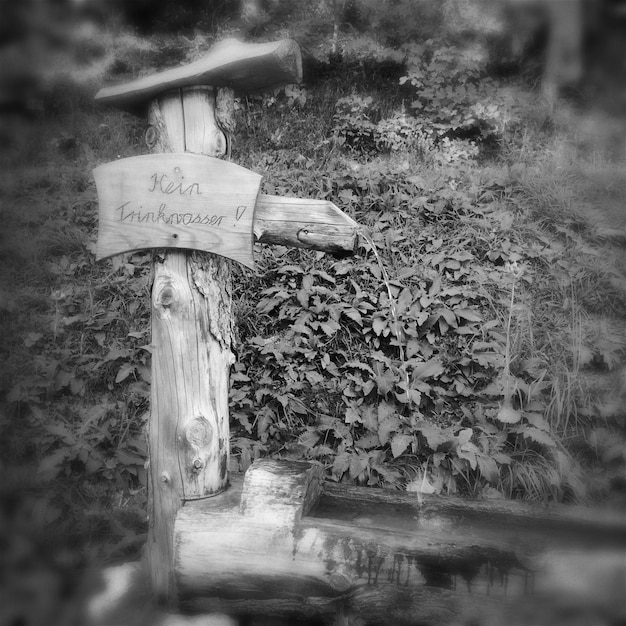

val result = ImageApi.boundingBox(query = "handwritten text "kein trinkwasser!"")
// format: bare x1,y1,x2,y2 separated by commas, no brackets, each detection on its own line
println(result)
114,172,248,227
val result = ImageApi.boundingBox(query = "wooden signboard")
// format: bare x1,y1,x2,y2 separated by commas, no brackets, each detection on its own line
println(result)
93,153,262,269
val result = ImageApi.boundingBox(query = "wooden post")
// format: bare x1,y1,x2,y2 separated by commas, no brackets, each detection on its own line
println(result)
93,37,360,609
146,86,233,603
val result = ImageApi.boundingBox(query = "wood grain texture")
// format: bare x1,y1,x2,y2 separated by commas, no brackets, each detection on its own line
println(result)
182,87,228,155
147,87,235,606
239,459,322,524
174,463,626,624
95,38,302,114
254,195,359,255
93,153,261,268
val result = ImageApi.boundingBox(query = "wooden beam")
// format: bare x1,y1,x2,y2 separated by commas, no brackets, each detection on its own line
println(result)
254,195,359,256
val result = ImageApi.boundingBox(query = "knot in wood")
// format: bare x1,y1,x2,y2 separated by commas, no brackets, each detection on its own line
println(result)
157,286,176,309
185,416,213,448
145,125,157,149
211,129,228,158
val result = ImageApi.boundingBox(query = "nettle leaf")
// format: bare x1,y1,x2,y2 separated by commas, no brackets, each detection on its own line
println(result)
411,310,430,326
412,359,444,380
277,265,305,275
45,423,76,445
518,426,557,448
374,364,397,396
257,296,285,314
493,452,512,465
320,320,341,336
417,422,449,449
524,411,550,431
332,451,351,478
103,346,129,362
372,316,387,336
436,309,457,333
355,433,380,450
406,338,421,358
371,351,391,364
394,382,421,406
396,288,414,313
299,428,321,449
231,371,250,382
338,189,358,203
477,454,499,483
391,433,413,458
481,381,504,397
349,452,369,480
290,398,309,415
371,460,402,485
341,306,363,325
457,428,473,445
378,400,396,421
344,361,375,376
256,409,274,442
457,446,478,470
455,308,482,323
38,448,70,479
296,290,309,309
361,404,378,432
313,270,336,284
450,251,474,262
115,363,135,384
305,370,324,386
302,274,314,291
378,415,401,445
116,449,145,467
345,405,361,425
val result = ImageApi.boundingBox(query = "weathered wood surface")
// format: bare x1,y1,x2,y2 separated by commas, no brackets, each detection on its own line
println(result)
254,195,359,256
174,460,626,625
93,154,359,262
148,86,235,606
95,38,302,114
239,459,322,524
318,481,626,549
93,153,261,268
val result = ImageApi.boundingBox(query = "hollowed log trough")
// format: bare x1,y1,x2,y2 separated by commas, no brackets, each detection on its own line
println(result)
175,459,625,625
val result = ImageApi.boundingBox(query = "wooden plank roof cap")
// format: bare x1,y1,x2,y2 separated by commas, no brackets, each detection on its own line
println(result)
95,38,302,114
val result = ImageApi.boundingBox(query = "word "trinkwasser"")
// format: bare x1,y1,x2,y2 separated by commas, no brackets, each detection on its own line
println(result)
116,202,228,227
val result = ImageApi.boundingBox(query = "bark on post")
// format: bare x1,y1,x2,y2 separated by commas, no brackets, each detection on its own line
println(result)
146,86,233,604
